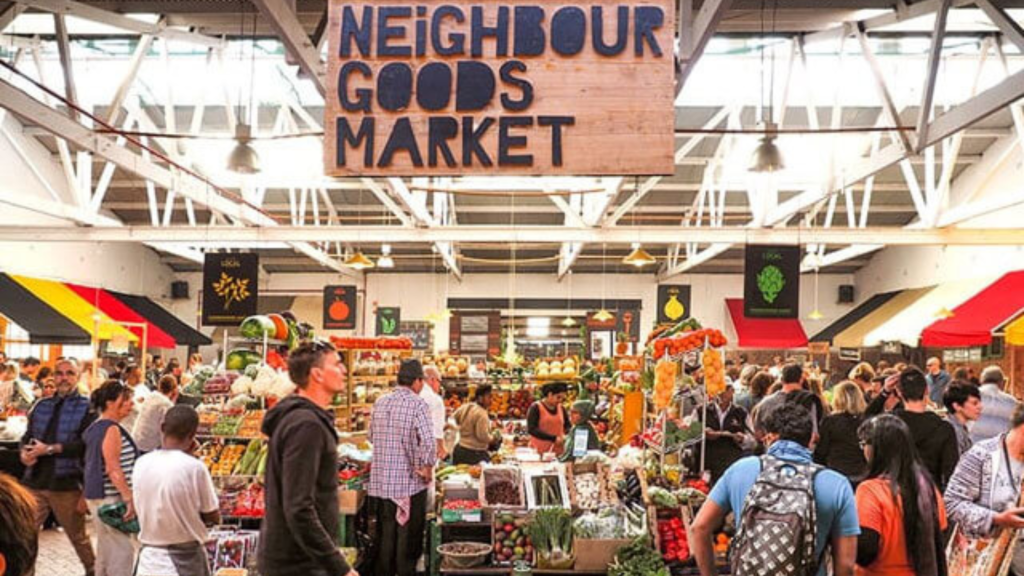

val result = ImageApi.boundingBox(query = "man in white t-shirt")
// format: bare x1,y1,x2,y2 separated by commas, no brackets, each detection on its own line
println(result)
133,405,220,576
420,365,447,460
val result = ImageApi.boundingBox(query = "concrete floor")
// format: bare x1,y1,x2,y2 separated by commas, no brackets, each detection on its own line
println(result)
35,524,97,576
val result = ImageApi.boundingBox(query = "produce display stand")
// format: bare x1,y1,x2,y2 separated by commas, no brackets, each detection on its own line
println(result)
331,338,415,434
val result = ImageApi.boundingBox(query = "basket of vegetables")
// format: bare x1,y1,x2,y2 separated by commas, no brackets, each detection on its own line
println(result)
437,542,492,569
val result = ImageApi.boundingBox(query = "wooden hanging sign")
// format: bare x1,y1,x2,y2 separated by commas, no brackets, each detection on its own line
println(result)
324,0,676,176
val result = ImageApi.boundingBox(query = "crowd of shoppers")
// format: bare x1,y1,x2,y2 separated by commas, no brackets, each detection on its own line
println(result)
690,354,1024,576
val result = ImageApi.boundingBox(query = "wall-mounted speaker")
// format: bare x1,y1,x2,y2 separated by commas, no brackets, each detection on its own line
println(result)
171,281,190,300
838,285,855,303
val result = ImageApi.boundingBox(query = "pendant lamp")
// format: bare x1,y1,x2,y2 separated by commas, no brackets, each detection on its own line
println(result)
377,244,395,269
623,244,657,267
344,250,375,270
227,123,261,174
749,122,784,173
593,309,614,322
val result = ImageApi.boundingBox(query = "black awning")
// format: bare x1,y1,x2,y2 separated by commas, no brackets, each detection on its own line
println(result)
0,273,90,344
107,290,212,347
809,290,902,344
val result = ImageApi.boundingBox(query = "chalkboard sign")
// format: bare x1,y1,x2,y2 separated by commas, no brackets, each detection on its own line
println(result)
324,0,676,176
400,321,433,350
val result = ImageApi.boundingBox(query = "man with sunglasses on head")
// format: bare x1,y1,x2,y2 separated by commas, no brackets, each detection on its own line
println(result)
19,358,96,576
259,341,358,576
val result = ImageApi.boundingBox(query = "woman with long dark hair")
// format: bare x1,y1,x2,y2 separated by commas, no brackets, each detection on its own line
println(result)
856,414,948,576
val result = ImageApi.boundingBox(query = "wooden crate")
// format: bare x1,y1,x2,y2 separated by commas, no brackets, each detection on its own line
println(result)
565,462,618,511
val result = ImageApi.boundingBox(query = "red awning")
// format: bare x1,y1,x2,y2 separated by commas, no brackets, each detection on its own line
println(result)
64,284,177,349
726,299,808,349
920,271,1024,347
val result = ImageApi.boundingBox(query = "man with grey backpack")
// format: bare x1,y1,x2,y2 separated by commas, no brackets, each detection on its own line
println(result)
691,402,859,576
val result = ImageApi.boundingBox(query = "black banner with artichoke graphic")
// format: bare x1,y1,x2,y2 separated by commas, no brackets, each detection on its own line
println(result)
744,245,800,318
202,253,259,326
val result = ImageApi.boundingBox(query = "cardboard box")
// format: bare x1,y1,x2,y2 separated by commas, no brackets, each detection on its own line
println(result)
338,489,364,515
574,537,631,571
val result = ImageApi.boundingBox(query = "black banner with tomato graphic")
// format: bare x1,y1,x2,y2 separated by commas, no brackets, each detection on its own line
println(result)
202,253,258,326
323,285,357,330
375,307,401,336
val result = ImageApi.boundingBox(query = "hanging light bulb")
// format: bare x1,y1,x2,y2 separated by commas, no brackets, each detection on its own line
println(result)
344,250,375,270
227,123,261,174
561,316,577,327
935,307,955,319
593,309,614,322
808,309,824,321
749,122,784,173
377,244,395,269
623,243,657,267
808,261,823,320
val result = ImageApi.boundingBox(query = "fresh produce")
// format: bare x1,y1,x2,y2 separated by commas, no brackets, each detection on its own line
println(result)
444,394,463,412
236,411,264,438
684,478,711,494
211,415,242,437
232,439,264,476
239,316,276,339
442,499,481,511
492,512,532,565
530,475,566,508
657,516,690,563
483,468,523,507
533,357,577,380
607,537,670,576
616,468,645,507
225,349,262,372
330,336,413,350
211,443,244,476
573,506,646,540
702,348,726,396
664,417,703,448
266,313,289,340
648,486,678,509
230,482,265,518
713,532,731,555
486,480,522,507
651,328,728,359
654,360,677,411
527,507,574,568
572,472,602,509
645,317,703,346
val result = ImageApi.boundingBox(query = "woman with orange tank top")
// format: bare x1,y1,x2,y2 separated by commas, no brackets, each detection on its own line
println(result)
527,383,571,455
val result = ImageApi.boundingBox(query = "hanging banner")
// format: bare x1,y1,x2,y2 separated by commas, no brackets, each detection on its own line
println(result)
616,309,640,342
324,0,676,176
744,245,801,319
656,285,691,324
201,253,258,326
323,285,358,330
376,307,402,335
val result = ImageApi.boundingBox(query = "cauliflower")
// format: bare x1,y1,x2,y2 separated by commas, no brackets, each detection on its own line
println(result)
227,394,254,409
269,371,296,399
251,366,278,396
230,376,254,396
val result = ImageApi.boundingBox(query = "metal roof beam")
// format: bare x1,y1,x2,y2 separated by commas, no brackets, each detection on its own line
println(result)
249,0,325,96
4,225,1024,245
14,0,223,47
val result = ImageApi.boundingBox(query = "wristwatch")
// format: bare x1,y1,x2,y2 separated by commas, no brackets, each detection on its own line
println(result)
46,445,55,456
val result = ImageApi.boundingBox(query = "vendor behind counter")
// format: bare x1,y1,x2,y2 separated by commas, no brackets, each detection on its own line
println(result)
559,400,601,462
527,382,571,456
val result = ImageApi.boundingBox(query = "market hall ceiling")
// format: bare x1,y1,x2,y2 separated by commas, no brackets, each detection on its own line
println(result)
1,0,1023,276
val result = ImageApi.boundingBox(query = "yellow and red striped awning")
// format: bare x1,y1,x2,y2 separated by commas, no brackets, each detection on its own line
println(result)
9,275,138,343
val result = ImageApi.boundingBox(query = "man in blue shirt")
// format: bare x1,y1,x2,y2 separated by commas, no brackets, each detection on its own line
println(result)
925,357,951,407
691,402,859,576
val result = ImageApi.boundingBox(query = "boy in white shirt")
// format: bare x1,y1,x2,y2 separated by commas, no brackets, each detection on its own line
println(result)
132,405,220,576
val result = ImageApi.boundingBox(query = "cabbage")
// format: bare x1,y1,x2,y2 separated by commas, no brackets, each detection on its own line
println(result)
269,371,296,398
252,366,278,396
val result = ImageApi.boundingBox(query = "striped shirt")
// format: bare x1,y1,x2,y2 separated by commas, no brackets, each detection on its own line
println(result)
104,427,137,497
368,386,436,499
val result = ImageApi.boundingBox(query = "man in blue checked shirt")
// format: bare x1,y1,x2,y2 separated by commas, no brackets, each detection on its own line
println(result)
366,359,437,576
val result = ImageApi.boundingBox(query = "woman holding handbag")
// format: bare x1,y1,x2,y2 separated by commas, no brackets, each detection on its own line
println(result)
84,380,140,576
